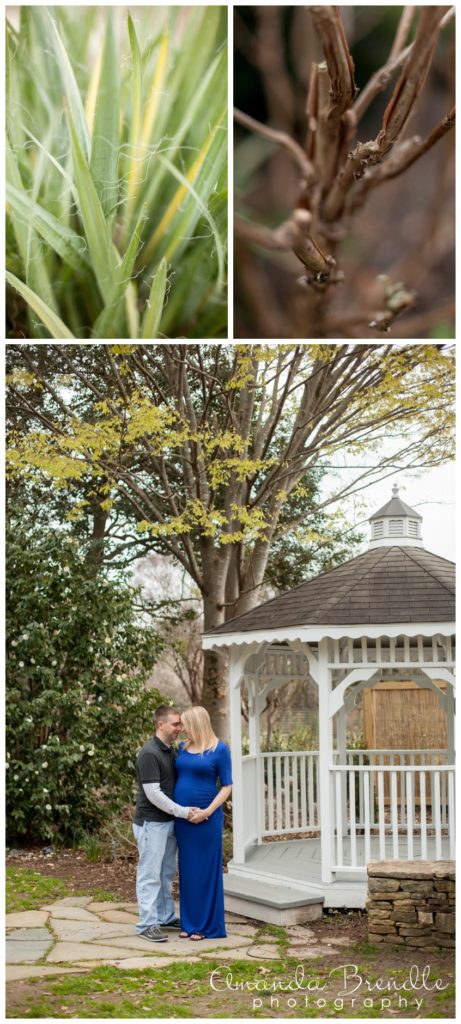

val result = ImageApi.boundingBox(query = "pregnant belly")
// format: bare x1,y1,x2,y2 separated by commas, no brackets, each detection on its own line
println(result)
173,780,217,808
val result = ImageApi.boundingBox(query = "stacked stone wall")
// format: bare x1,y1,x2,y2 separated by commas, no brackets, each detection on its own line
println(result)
367,860,455,951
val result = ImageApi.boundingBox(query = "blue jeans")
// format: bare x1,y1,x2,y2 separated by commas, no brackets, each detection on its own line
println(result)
132,820,177,933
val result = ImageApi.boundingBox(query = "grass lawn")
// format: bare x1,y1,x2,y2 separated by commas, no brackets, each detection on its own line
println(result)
6,866,116,912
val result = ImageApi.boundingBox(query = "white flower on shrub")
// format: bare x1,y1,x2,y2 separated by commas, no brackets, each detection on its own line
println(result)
41,762,48,768
45,804,52,811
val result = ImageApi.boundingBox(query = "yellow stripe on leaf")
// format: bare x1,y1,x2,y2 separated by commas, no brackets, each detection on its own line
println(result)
141,33,169,149
147,129,216,257
85,48,103,137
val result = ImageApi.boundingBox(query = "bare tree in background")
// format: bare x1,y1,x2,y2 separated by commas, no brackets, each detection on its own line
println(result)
235,5,455,339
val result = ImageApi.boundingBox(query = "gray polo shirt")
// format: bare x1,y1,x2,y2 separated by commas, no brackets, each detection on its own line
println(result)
134,736,176,824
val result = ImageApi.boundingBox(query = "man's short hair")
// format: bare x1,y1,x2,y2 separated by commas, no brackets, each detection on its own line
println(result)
154,705,180,725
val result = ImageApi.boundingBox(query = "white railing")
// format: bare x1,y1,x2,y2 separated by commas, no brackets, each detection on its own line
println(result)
242,755,259,848
333,750,448,828
331,764,455,870
257,749,452,844
261,752,320,836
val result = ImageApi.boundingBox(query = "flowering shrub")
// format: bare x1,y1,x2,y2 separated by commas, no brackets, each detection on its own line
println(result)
6,515,166,843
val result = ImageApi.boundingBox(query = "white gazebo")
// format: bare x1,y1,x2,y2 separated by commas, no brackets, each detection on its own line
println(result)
203,487,455,917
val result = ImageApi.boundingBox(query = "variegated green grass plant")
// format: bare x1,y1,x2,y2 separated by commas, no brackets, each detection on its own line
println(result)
6,6,227,339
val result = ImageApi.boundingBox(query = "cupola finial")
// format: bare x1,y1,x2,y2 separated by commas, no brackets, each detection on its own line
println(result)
392,483,399,497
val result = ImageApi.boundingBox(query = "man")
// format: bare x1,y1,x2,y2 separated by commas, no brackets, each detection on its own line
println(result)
132,705,199,942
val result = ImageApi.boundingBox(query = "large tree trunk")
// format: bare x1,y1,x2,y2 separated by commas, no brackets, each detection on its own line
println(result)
202,645,230,743
200,545,231,742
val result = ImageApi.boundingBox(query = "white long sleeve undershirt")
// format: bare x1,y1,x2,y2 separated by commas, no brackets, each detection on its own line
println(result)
142,782,189,819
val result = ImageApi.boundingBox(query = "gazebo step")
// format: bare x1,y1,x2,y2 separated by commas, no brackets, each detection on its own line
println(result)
224,874,324,926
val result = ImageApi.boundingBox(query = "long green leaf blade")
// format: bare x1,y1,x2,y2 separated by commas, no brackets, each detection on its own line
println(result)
44,9,91,163
90,9,120,217
6,272,75,338
91,211,145,338
6,137,59,326
123,14,143,237
67,108,116,303
150,121,226,295
141,258,167,338
7,184,90,273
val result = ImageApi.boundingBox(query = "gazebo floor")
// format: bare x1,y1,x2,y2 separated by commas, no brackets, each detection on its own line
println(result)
227,834,452,909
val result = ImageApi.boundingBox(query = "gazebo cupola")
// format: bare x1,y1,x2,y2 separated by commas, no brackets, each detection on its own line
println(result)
369,484,423,548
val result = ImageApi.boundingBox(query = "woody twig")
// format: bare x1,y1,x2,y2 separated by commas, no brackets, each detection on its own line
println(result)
308,6,356,189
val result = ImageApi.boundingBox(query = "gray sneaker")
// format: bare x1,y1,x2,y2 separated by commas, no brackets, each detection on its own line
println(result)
140,926,168,943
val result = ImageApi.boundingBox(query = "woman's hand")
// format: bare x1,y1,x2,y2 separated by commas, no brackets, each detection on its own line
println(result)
189,808,210,824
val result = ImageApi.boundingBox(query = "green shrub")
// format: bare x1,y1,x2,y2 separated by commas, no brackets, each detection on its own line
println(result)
6,6,227,339
6,513,166,844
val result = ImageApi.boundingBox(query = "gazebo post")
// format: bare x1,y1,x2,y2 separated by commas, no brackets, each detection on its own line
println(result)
318,637,333,883
446,684,455,764
337,704,348,837
248,682,264,843
229,649,245,864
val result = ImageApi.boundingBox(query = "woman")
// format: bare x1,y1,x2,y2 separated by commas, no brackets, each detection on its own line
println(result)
174,706,232,940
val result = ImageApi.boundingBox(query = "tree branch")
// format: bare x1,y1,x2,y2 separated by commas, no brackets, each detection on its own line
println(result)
389,6,416,60
378,6,449,155
324,7,450,221
373,106,455,183
234,107,315,182
353,6,454,124
309,6,356,187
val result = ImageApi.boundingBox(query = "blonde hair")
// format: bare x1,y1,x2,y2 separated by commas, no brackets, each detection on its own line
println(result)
181,706,219,753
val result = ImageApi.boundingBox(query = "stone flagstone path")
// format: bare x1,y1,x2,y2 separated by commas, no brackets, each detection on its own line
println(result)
6,897,347,981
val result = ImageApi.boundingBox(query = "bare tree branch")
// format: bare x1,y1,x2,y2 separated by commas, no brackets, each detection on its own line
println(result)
389,6,416,59
353,6,454,124
309,5,356,187
234,107,315,182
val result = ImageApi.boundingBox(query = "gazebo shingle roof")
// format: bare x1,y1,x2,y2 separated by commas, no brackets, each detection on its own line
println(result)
205,546,455,635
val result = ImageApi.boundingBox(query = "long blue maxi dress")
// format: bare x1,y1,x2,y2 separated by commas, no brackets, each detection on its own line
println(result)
174,740,232,937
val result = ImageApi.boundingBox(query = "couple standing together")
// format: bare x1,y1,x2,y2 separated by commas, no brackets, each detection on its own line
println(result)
132,705,233,942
